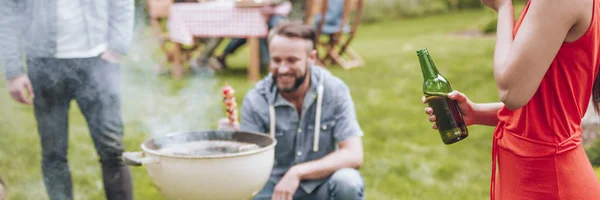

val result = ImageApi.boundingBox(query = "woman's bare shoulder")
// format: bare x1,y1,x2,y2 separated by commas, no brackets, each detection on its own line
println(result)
565,0,594,42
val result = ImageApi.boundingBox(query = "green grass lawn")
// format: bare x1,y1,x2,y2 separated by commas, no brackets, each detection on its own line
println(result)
1,6,597,200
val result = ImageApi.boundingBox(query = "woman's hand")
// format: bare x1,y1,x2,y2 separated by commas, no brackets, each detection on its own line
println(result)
422,91,478,129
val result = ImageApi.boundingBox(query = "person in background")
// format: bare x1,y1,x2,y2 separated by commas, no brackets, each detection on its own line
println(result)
218,22,365,200
191,38,224,72
216,0,347,71
215,0,292,70
287,0,307,22
0,0,134,199
312,0,347,35
423,0,600,199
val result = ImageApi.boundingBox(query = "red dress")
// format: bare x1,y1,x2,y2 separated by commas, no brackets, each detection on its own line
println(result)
491,0,600,199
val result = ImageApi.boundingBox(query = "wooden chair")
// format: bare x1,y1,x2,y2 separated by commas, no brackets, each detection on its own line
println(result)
146,0,205,78
309,0,365,69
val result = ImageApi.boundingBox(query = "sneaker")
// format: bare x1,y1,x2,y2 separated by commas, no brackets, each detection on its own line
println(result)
216,55,229,70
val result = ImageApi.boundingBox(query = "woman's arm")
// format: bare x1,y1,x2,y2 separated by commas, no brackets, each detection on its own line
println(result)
424,91,503,128
472,103,504,126
489,0,581,110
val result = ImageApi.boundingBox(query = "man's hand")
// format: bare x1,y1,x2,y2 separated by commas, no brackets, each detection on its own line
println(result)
100,50,121,64
217,118,240,131
272,167,302,200
7,75,34,104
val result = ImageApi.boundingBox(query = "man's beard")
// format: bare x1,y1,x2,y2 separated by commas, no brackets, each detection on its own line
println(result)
273,64,309,93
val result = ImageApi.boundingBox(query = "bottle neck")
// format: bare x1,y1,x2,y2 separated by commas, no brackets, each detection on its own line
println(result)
418,52,440,80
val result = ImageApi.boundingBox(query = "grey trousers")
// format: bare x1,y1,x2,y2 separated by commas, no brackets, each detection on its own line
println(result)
27,56,132,200
253,168,365,200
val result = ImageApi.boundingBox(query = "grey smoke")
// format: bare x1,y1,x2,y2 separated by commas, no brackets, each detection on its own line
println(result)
120,29,222,144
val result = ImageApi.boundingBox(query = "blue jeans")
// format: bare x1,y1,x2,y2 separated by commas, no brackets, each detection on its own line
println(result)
223,15,284,67
253,168,365,200
27,57,132,200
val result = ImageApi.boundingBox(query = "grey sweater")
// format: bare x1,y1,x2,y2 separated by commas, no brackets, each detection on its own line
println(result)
0,0,134,80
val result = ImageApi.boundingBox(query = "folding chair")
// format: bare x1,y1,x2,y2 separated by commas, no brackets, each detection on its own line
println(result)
146,0,206,77
312,0,365,69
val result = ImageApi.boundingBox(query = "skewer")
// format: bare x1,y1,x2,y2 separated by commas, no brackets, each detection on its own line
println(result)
222,85,238,124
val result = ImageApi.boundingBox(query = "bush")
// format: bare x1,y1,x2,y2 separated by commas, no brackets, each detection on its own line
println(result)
457,0,483,9
587,140,600,167
482,17,497,34
363,0,483,23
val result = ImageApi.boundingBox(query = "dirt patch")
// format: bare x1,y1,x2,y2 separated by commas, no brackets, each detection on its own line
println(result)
583,124,600,146
450,29,495,39
583,102,600,146
583,114,600,146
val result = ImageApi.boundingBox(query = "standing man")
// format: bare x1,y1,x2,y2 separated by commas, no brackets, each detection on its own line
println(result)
0,0,134,200
219,22,365,200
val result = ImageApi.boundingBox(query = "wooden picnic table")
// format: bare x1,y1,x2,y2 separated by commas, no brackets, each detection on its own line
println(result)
168,1,269,81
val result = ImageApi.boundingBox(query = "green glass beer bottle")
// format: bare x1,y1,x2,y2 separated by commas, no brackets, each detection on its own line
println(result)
417,48,468,144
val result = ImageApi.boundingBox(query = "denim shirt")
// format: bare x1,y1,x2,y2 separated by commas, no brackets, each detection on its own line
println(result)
313,0,350,34
240,66,363,194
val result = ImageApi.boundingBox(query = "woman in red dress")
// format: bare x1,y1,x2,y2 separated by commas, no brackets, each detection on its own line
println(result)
424,0,600,199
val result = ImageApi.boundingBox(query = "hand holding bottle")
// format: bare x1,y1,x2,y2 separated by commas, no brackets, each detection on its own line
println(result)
418,48,469,144
422,90,477,130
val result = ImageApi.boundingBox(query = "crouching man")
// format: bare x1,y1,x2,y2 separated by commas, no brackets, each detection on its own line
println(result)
219,22,365,200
